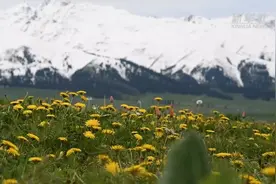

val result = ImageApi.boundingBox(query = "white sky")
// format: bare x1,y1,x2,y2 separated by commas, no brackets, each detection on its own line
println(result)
0,0,276,18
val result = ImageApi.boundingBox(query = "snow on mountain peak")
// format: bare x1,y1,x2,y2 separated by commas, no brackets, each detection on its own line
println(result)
0,1,275,88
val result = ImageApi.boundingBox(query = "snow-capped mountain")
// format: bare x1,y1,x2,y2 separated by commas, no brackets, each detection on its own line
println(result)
0,0,275,99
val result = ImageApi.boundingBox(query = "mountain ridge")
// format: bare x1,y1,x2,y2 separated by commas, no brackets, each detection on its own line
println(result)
0,0,275,100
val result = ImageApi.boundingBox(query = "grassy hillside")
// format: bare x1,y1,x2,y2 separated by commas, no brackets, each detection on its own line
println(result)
0,87,275,121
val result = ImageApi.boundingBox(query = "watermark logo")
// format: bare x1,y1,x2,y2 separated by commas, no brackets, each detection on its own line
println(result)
231,13,268,28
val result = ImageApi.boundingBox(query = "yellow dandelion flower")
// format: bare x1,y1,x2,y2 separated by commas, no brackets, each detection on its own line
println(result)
90,114,101,118
102,129,115,135
76,90,86,95
208,148,216,152
74,102,86,109
124,165,147,176
261,166,275,177
38,121,49,127
111,145,125,151
262,151,275,158
6,147,20,157
80,95,88,101
140,127,150,131
154,97,162,101
112,122,122,128
42,102,51,108
2,179,18,184
10,100,19,105
83,131,95,139
214,153,232,158
85,119,100,128
17,136,28,142
141,144,156,152
13,104,23,111
61,102,71,107
60,92,69,98
58,137,68,142
66,148,81,157
1,140,19,151
28,157,43,162
230,160,244,168
105,161,120,176
27,133,40,142
134,133,143,141
46,114,55,118
36,106,46,110
27,105,37,110
23,110,32,116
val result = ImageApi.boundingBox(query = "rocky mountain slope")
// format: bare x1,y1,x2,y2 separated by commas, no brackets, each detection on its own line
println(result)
0,0,275,99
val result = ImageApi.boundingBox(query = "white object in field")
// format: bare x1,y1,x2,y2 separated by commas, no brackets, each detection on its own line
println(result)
137,100,142,107
87,97,93,101
196,100,203,105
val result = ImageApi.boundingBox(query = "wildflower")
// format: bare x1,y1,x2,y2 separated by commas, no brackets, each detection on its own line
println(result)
124,165,147,176
262,151,275,158
230,160,244,168
146,156,155,162
13,104,23,111
90,114,101,118
111,145,125,151
76,90,86,95
68,92,78,97
42,102,51,108
74,102,86,109
58,137,68,142
214,153,232,158
105,161,120,176
208,148,216,152
140,127,150,131
80,95,88,101
61,102,71,107
6,147,20,157
112,122,122,128
23,110,32,116
17,136,28,142
154,97,162,101
38,121,49,127
102,129,115,135
220,116,229,121
66,148,81,157
98,154,112,163
261,166,275,177
28,157,43,162
141,144,156,152
10,100,19,105
83,131,95,139
179,124,187,130
85,119,100,128
46,114,55,118
27,133,40,142
60,92,69,98
2,179,18,184
27,105,37,110
154,128,164,138
36,106,46,110
231,152,244,159
1,140,19,151
134,133,143,141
